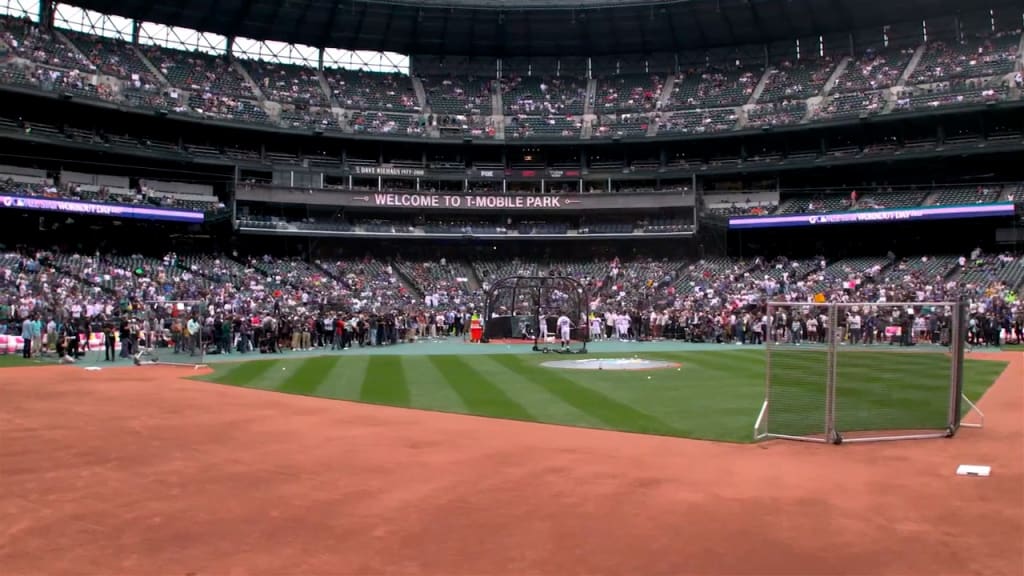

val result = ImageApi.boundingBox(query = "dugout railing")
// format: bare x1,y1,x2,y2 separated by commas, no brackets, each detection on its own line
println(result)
754,300,984,444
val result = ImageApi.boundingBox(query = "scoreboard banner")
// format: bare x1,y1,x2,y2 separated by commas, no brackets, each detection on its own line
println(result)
238,185,694,212
0,194,205,223
729,203,1016,229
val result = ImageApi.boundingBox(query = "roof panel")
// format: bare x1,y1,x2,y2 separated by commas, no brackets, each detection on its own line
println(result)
61,0,1024,57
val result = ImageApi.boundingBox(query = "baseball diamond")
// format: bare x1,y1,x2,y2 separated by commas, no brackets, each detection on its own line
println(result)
188,345,1004,442
2,0,1024,572
0,343,1021,576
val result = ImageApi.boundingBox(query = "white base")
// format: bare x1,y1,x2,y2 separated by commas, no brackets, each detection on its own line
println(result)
956,464,991,477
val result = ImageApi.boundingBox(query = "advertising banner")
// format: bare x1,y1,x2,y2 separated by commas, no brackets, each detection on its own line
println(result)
0,194,205,223
728,203,1015,230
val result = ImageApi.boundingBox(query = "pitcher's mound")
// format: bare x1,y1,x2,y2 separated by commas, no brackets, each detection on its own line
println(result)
542,358,681,371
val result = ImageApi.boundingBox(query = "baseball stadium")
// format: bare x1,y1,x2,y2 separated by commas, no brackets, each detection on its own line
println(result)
1,0,1023,573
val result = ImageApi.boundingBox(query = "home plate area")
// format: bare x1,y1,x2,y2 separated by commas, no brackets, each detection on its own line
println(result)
541,358,681,371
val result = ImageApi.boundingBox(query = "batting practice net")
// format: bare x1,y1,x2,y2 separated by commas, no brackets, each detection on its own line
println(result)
482,275,590,353
754,300,982,444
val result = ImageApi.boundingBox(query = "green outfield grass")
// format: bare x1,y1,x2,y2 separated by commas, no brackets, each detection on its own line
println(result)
194,349,1008,442
0,355,55,368
765,347,974,437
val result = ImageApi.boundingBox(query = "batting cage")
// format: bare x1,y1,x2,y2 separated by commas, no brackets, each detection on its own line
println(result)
753,300,982,444
482,275,590,354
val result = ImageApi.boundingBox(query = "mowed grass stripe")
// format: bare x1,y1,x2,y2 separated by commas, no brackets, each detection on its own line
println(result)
426,356,533,421
192,350,1011,443
468,355,605,428
277,356,341,396
492,355,679,436
565,352,767,442
399,356,469,413
314,355,371,400
360,356,411,407
206,357,290,390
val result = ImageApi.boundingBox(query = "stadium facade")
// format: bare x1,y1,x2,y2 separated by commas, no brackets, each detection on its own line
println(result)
0,0,1021,259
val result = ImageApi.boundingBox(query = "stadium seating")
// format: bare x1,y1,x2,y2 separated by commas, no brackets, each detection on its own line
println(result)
856,190,926,209
895,84,1008,112
394,258,477,306
187,93,269,123
806,256,890,293
707,203,777,216
657,108,738,135
325,69,419,112
502,75,588,116
957,254,1024,291
910,33,1021,85
244,60,328,107
594,74,663,114
63,30,160,87
642,218,693,233
929,185,1002,205
0,15,1021,143
832,47,915,93
816,92,885,119
592,115,650,138
746,101,807,128
776,195,850,214
667,65,760,110
435,114,497,138
123,87,189,112
143,46,255,99
518,221,569,235
1,16,91,72
349,111,426,135
876,255,960,286
421,75,495,115
758,58,836,103
508,116,582,139
280,107,342,131
3,249,1021,347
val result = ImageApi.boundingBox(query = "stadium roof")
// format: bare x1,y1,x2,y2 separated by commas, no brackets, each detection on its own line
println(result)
65,0,1022,57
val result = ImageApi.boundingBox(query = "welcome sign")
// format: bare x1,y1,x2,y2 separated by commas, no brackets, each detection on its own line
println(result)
238,185,694,212
368,193,572,209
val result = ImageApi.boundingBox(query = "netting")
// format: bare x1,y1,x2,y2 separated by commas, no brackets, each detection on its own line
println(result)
831,302,956,437
762,303,831,440
483,276,590,353
756,301,968,444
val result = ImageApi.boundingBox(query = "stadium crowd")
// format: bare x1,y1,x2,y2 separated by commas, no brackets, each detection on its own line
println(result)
1,247,1020,359
0,177,226,213
0,14,1019,139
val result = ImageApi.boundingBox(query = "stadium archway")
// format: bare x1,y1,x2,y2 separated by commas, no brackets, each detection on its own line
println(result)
482,275,590,354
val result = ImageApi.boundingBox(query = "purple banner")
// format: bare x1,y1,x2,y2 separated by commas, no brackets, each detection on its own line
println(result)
729,203,1016,230
0,195,205,223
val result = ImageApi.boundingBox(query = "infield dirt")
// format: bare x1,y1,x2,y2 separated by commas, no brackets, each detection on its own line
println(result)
1,352,1021,575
